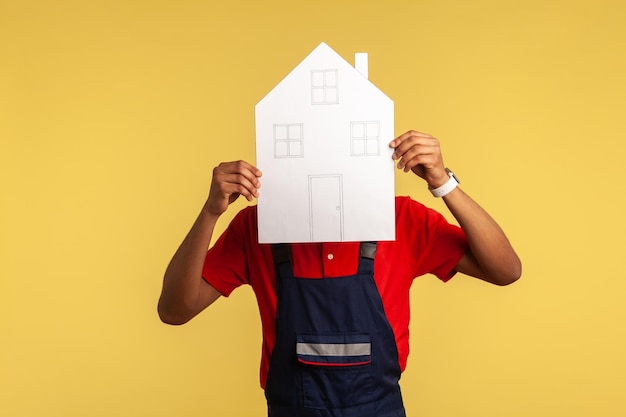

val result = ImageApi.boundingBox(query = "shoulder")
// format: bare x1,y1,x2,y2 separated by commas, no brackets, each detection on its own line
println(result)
228,205,258,229
394,195,439,222
394,195,426,212
236,204,257,218
393,195,461,238
206,205,261,263
213,205,259,247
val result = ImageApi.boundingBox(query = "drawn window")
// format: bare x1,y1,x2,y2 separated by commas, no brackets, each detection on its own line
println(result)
311,69,338,105
351,121,380,156
274,123,304,158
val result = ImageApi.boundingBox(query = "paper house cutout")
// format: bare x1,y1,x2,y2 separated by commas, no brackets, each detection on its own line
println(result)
255,42,395,243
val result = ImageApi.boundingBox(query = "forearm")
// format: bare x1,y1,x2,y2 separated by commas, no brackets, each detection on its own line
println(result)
442,187,521,285
158,160,262,324
390,131,521,285
158,204,221,324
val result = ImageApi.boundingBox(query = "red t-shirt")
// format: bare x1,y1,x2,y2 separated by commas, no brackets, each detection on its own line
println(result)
202,196,467,389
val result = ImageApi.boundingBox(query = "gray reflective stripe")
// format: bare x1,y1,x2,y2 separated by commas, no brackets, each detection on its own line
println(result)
296,342,371,357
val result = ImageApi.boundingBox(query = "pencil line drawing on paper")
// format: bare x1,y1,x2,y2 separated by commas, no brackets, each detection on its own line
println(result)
311,69,339,105
256,42,395,243
350,121,381,156
308,174,344,242
274,123,304,158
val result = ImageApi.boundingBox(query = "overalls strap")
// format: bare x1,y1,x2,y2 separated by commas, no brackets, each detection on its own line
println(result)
271,242,377,266
265,241,406,417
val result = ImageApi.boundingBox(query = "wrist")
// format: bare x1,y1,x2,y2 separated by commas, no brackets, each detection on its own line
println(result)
429,168,460,198
202,200,226,219
426,172,451,189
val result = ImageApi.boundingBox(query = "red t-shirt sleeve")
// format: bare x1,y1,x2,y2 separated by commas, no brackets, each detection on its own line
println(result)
201,207,253,297
428,220,467,281
396,196,468,282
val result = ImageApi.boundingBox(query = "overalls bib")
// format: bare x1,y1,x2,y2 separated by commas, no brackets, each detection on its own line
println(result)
265,242,406,417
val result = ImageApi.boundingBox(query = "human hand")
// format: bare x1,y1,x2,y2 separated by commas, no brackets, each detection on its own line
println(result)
204,160,262,216
389,130,449,188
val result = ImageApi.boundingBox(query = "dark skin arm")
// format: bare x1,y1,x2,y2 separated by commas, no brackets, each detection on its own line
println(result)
390,130,521,285
158,161,263,325
159,131,520,325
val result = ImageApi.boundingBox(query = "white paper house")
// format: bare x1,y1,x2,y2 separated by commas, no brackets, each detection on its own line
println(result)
255,42,395,243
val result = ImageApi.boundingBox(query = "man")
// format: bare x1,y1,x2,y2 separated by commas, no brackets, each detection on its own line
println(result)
158,130,522,417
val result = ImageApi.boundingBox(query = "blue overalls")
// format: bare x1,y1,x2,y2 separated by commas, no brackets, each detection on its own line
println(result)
265,242,406,417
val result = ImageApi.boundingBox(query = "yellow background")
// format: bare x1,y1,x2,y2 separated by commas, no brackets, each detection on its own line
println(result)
2,0,625,416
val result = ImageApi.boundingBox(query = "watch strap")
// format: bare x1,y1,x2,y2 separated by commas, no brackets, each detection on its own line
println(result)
429,169,459,197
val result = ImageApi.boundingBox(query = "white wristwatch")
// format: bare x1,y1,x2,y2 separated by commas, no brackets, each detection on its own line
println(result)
429,168,460,198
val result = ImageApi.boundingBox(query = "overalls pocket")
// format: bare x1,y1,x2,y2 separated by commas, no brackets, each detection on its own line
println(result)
296,333,373,409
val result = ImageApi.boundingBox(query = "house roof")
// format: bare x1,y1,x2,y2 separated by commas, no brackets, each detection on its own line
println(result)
256,42,391,107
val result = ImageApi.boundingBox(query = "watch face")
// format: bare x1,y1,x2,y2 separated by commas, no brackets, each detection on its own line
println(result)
445,168,459,184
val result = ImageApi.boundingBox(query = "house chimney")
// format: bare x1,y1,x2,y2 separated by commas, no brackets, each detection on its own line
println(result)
355,53,368,79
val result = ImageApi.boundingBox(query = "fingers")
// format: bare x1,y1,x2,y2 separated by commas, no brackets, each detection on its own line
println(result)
213,160,262,200
207,160,262,215
389,130,449,186
389,130,433,150
389,131,441,172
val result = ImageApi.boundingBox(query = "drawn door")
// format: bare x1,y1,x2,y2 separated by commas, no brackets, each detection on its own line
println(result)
309,175,344,242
